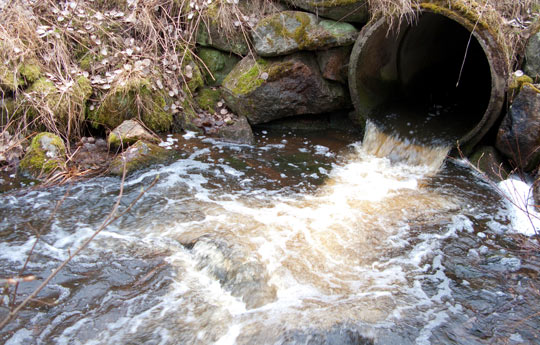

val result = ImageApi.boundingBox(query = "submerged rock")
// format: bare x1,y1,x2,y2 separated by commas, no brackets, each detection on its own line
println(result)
524,30,540,78
222,53,349,124
108,119,160,150
109,140,172,176
189,236,277,309
496,83,540,171
282,0,369,23
252,11,358,57
19,132,66,177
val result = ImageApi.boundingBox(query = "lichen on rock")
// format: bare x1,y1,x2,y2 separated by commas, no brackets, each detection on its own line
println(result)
252,11,359,57
19,132,66,177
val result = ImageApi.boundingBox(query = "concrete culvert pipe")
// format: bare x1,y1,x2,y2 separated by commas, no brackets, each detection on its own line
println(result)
348,4,508,150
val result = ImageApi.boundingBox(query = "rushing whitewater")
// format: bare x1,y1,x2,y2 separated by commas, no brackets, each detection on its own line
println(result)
1,127,538,345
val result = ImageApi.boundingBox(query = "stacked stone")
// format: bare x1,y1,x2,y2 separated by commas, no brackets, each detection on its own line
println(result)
200,1,368,127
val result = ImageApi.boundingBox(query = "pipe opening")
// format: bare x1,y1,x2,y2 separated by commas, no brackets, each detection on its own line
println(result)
349,11,497,147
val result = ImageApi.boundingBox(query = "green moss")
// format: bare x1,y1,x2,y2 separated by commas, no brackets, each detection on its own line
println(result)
19,132,66,177
195,88,222,113
509,74,534,90
89,77,172,132
26,76,91,132
0,64,23,91
198,47,241,86
226,59,269,95
18,61,41,83
261,11,313,48
267,61,295,81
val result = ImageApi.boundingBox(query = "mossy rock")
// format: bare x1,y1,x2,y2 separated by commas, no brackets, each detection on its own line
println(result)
177,47,205,92
108,119,160,149
195,88,222,113
197,47,241,86
109,140,173,176
222,53,349,124
0,59,42,92
89,76,173,132
24,76,91,135
18,60,41,84
252,11,358,57
19,132,66,177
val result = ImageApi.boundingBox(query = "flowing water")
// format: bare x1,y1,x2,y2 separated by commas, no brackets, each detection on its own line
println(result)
1,123,539,345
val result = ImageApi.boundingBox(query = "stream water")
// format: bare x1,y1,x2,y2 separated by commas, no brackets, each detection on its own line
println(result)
1,123,539,345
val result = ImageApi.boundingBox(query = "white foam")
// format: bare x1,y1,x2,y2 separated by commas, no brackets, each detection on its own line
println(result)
498,176,540,236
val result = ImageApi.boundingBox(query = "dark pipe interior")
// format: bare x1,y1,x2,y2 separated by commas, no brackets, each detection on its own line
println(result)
366,13,492,146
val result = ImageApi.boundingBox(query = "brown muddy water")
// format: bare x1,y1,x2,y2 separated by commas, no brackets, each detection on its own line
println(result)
0,123,539,345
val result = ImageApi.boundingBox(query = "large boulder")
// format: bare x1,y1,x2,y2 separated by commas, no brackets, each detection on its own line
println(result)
252,11,358,57
282,0,369,23
222,53,349,124
496,83,540,171
108,119,160,149
19,132,66,177
109,140,172,176
524,30,540,79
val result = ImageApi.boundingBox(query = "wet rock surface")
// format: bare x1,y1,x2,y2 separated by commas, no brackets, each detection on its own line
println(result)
496,83,540,171
252,11,358,57
222,53,349,124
